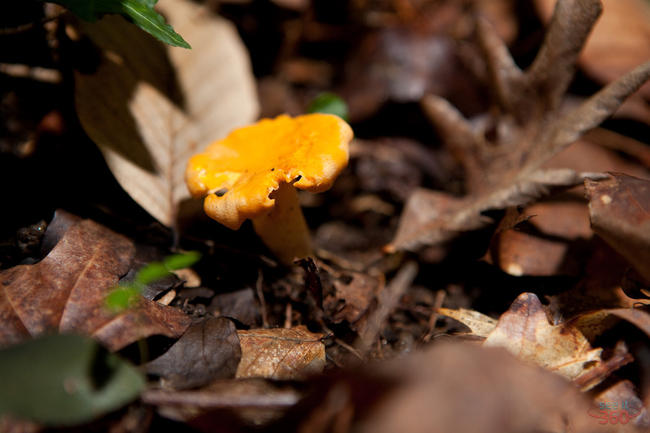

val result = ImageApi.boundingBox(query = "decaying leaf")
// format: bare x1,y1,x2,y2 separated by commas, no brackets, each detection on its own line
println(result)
483,293,602,383
0,216,190,350
146,317,241,389
75,0,258,227
330,272,381,325
289,342,602,433
439,293,603,385
209,288,261,327
388,0,650,253
236,326,325,380
585,173,650,282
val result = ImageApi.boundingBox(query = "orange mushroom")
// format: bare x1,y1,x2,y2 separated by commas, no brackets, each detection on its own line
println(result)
186,113,353,264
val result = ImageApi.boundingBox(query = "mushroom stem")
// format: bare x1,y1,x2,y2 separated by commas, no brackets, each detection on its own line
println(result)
252,182,313,264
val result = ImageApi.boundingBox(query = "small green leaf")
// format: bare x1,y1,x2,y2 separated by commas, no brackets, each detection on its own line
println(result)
43,0,190,49
307,92,349,121
163,250,201,270
117,0,191,48
0,334,144,426
106,251,200,311
136,262,170,285
105,285,140,311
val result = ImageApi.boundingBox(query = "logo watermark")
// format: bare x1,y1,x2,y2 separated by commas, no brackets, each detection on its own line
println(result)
588,400,642,425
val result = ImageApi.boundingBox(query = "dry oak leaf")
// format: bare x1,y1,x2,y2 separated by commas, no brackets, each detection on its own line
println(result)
483,293,602,384
75,0,259,227
438,294,611,385
388,0,650,252
585,173,650,282
235,326,325,380
0,218,190,351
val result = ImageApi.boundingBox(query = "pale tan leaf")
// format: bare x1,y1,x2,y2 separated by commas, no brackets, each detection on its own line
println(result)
484,293,602,382
437,307,497,337
236,326,325,380
75,0,258,227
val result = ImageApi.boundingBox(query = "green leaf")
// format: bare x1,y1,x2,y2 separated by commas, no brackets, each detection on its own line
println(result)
43,0,190,49
136,262,170,285
105,285,141,311
163,250,201,270
0,334,144,426
307,92,349,121
106,251,201,311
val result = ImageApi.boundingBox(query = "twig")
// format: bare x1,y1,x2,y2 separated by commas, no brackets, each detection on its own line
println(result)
284,302,292,328
422,289,446,343
355,261,418,354
142,387,299,409
256,269,269,328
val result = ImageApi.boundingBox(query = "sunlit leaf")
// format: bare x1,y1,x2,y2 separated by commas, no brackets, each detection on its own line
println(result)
43,0,190,48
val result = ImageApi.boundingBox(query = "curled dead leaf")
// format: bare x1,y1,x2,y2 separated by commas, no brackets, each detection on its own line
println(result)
585,173,650,282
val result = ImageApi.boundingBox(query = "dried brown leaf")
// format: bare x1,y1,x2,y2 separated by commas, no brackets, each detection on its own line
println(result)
75,0,258,227
585,173,650,281
484,201,591,276
570,307,650,340
209,288,261,327
437,307,497,337
388,170,602,252
388,0,650,253
483,293,603,383
0,217,190,350
146,317,241,389
236,326,325,380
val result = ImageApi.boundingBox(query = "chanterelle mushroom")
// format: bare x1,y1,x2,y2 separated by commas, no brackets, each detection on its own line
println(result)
186,113,353,264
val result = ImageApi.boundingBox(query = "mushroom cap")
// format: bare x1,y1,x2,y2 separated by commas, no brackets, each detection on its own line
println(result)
186,113,353,229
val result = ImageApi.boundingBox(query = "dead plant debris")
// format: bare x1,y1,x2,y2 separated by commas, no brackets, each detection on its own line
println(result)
1,0,650,432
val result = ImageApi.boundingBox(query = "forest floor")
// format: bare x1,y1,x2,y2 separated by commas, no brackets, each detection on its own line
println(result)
1,0,650,432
